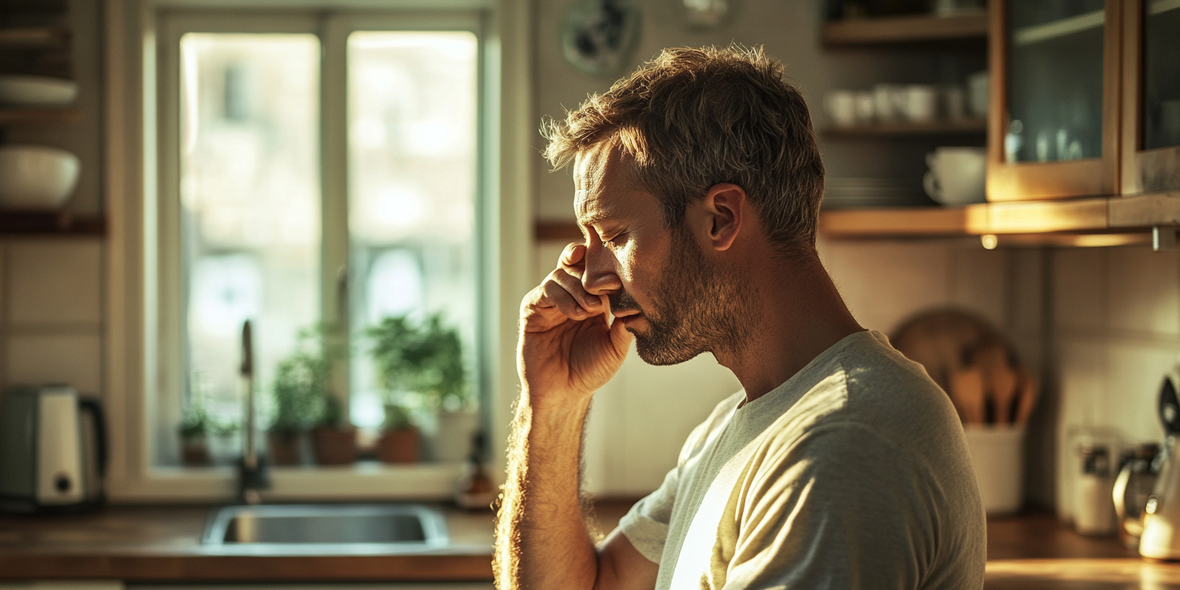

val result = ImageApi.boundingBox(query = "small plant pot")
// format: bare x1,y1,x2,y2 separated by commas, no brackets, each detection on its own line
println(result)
377,428,420,464
268,431,304,466
181,438,210,466
312,427,357,465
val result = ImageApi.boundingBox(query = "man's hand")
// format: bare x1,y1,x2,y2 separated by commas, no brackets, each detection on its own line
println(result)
518,242,633,403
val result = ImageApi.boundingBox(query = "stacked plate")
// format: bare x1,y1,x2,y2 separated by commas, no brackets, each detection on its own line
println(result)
822,177,935,209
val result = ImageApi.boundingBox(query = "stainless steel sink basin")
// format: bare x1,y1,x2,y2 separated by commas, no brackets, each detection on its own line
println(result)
202,503,449,555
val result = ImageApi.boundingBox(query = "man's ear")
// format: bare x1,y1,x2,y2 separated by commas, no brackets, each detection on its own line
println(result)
701,183,745,252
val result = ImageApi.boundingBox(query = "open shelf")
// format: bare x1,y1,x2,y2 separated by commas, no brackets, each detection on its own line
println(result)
822,12,988,46
0,108,81,126
0,27,70,49
534,192,1180,247
823,118,987,138
0,212,105,236
819,191,1180,244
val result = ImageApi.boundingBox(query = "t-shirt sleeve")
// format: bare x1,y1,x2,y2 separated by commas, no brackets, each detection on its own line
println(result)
614,392,744,565
616,464,680,563
711,422,941,590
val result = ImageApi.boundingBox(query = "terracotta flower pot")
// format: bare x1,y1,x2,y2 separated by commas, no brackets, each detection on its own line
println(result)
181,438,210,466
312,427,357,465
377,427,420,464
268,431,303,466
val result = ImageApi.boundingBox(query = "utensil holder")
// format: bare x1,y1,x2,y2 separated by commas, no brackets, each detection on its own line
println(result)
964,425,1024,514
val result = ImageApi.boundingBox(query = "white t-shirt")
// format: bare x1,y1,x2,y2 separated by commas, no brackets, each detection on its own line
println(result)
617,330,986,589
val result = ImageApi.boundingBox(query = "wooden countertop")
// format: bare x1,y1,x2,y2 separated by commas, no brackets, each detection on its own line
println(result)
0,503,1175,587
0,504,495,582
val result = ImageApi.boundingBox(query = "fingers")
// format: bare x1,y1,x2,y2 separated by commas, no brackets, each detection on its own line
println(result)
519,242,606,329
542,268,603,320
560,242,586,270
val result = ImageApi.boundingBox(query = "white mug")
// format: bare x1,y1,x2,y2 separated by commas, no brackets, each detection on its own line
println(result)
824,90,858,128
901,85,939,122
873,84,903,122
945,86,967,121
967,71,989,119
854,91,875,124
924,146,986,205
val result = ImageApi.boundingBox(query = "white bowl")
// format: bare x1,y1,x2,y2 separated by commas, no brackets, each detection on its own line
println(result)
0,75,78,106
0,145,81,210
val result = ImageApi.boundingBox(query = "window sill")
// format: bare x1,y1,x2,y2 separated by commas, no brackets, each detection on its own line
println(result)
113,461,468,503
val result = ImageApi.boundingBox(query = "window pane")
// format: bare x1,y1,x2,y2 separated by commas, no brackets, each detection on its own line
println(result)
347,31,479,430
177,33,321,464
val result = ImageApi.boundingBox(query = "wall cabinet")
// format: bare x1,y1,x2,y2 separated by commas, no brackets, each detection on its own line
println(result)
1121,0,1180,195
987,0,1180,202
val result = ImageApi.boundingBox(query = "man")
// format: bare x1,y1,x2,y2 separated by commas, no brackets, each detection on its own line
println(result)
494,46,985,589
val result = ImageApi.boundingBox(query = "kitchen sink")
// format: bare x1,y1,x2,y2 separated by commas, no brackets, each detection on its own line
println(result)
201,503,449,555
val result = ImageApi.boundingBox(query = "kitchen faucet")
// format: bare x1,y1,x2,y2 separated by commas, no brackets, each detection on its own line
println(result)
238,319,270,504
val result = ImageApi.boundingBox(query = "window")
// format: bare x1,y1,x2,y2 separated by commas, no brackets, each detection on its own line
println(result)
156,12,481,469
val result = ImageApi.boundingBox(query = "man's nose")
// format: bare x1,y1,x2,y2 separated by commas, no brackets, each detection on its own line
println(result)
581,242,622,296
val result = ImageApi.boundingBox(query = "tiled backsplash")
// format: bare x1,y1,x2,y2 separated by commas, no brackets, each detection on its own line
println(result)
0,240,104,395
1052,246,1180,521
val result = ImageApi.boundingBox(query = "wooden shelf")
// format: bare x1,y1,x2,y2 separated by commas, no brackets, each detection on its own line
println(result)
821,12,988,46
0,108,81,126
0,212,105,236
537,193,1180,247
823,118,987,138
0,27,70,49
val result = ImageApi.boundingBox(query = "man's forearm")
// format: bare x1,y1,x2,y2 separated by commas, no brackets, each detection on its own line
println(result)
494,391,598,590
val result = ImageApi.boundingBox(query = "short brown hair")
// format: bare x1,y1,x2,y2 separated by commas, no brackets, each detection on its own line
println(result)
543,45,825,250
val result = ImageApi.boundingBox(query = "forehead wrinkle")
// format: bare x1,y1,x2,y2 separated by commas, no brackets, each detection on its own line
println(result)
574,142,626,226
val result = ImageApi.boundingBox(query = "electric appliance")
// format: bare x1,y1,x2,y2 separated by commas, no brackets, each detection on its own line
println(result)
1139,364,1180,558
0,385,107,513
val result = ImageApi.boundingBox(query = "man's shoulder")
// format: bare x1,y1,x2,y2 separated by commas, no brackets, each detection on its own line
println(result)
760,330,965,463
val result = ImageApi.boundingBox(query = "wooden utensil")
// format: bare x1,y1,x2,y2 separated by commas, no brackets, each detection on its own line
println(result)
974,341,1018,425
951,366,987,425
1014,367,1039,426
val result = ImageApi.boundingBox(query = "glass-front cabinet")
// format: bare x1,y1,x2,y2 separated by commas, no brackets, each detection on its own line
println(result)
987,0,1122,201
1122,0,1180,194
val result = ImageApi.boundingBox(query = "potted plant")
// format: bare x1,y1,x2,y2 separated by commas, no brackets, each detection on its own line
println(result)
178,402,212,466
377,403,419,464
311,394,357,465
368,313,471,463
268,329,330,466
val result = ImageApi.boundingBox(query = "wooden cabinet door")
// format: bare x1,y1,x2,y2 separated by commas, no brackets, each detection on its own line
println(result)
987,0,1122,201
1121,0,1180,195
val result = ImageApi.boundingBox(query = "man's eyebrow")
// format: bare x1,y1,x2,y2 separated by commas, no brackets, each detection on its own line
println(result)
577,210,613,227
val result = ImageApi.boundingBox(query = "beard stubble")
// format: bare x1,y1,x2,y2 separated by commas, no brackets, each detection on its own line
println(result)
610,225,755,366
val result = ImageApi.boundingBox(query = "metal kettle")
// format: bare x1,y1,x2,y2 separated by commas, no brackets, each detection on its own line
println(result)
0,384,107,513
1139,365,1180,559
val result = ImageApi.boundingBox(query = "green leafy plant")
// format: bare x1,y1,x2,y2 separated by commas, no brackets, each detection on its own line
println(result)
178,403,212,443
367,313,469,428
319,395,346,429
270,327,333,436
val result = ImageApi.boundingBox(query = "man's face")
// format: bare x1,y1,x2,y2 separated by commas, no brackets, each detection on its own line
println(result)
573,143,752,365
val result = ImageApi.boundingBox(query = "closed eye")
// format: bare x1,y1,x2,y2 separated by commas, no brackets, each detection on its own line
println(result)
603,232,628,247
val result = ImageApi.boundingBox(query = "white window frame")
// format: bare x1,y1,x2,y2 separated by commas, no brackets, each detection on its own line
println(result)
103,0,533,502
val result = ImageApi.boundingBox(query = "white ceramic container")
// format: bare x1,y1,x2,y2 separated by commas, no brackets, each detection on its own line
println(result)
963,424,1025,515
0,75,78,106
0,145,81,210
